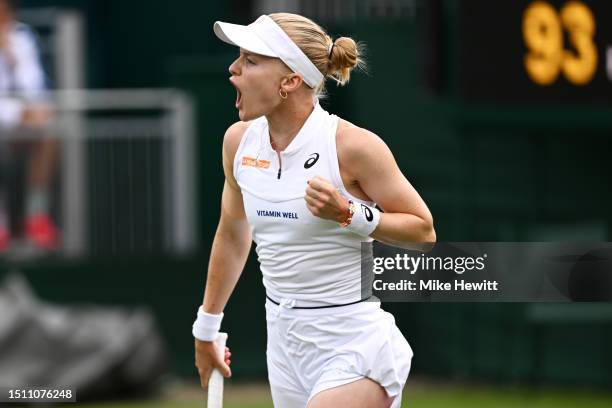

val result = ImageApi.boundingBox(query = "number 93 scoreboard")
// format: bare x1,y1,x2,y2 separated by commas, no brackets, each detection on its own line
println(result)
459,0,612,104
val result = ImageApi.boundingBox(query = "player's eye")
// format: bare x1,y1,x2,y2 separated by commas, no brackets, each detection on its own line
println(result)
246,57,255,65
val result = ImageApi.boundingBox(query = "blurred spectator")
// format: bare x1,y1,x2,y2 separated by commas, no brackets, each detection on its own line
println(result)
0,0,59,252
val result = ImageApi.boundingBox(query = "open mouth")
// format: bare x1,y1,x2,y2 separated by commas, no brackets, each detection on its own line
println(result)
235,88,242,108
230,79,242,108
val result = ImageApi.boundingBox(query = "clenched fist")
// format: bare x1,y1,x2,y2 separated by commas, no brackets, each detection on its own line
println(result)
305,176,349,223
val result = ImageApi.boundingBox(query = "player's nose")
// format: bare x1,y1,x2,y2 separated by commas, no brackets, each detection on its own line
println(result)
228,58,240,76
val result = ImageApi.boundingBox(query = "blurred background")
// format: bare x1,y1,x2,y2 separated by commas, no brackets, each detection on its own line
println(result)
0,0,611,407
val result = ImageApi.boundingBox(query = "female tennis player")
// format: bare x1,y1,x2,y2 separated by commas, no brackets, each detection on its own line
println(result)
193,13,435,408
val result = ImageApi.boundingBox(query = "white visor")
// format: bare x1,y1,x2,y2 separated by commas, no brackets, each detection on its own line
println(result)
213,15,325,88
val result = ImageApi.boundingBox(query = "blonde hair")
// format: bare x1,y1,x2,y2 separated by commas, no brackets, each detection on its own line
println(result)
268,13,366,96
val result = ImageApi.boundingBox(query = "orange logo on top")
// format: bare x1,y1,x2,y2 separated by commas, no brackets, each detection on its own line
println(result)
241,156,271,169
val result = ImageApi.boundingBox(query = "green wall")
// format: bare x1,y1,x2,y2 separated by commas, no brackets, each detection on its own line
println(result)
4,0,611,388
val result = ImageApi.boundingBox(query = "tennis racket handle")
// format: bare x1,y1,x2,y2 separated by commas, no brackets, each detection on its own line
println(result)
207,332,228,408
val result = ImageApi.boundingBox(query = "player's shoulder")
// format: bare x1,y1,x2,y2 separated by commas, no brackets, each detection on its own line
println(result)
14,22,33,32
12,22,37,40
223,120,253,158
224,120,252,141
336,118,388,161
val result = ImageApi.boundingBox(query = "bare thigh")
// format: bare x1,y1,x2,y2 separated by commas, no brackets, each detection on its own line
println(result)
307,378,394,408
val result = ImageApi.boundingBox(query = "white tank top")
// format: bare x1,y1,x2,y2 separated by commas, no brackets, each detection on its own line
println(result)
233,99,375,306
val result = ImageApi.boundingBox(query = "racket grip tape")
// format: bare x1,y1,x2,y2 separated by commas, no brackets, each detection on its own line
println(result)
207,332,228,408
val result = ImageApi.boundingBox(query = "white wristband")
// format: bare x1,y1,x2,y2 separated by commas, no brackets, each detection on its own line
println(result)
345,202,381,237
192,306,224,341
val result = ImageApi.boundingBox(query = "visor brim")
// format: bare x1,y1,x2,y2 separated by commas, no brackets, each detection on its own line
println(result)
213,21,278,58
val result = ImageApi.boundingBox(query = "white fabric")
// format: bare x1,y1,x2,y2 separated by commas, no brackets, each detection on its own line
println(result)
214,15,324,88
345,201,381,237
233,98,375,307
265,298,412,407
0,22,46,129
0,97,24,129
0,22,46,97
192,307,224,342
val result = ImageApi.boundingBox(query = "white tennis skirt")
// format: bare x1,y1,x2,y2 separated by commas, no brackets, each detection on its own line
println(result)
265,297,413,408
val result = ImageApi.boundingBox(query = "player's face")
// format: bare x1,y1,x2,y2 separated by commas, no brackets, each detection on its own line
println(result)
228,49,292,121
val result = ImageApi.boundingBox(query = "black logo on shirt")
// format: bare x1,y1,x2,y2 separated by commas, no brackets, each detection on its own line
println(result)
304,153,320,169
362,204,374,221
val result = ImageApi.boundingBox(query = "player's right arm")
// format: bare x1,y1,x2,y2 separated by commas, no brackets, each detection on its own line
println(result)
202,121,252,314
195,121,252,388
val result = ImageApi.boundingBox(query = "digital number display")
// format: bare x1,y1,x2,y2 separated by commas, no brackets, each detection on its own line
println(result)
460,0,612,103
523,1,597,86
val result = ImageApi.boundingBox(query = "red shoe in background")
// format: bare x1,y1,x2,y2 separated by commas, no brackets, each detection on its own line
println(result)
25,213,59,250
0,227,10,252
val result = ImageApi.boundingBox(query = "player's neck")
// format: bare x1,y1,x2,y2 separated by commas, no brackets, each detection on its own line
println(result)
266,97,314,152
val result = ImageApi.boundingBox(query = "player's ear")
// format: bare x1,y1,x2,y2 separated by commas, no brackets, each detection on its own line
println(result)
281,73,303,93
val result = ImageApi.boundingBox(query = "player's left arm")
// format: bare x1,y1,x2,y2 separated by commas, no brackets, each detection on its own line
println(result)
305,127,436,249
353,129,436,247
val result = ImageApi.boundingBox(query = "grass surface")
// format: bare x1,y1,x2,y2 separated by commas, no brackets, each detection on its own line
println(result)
54,381,612,408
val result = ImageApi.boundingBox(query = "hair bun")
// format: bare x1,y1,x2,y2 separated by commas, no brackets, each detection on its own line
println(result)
328,36,363,86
